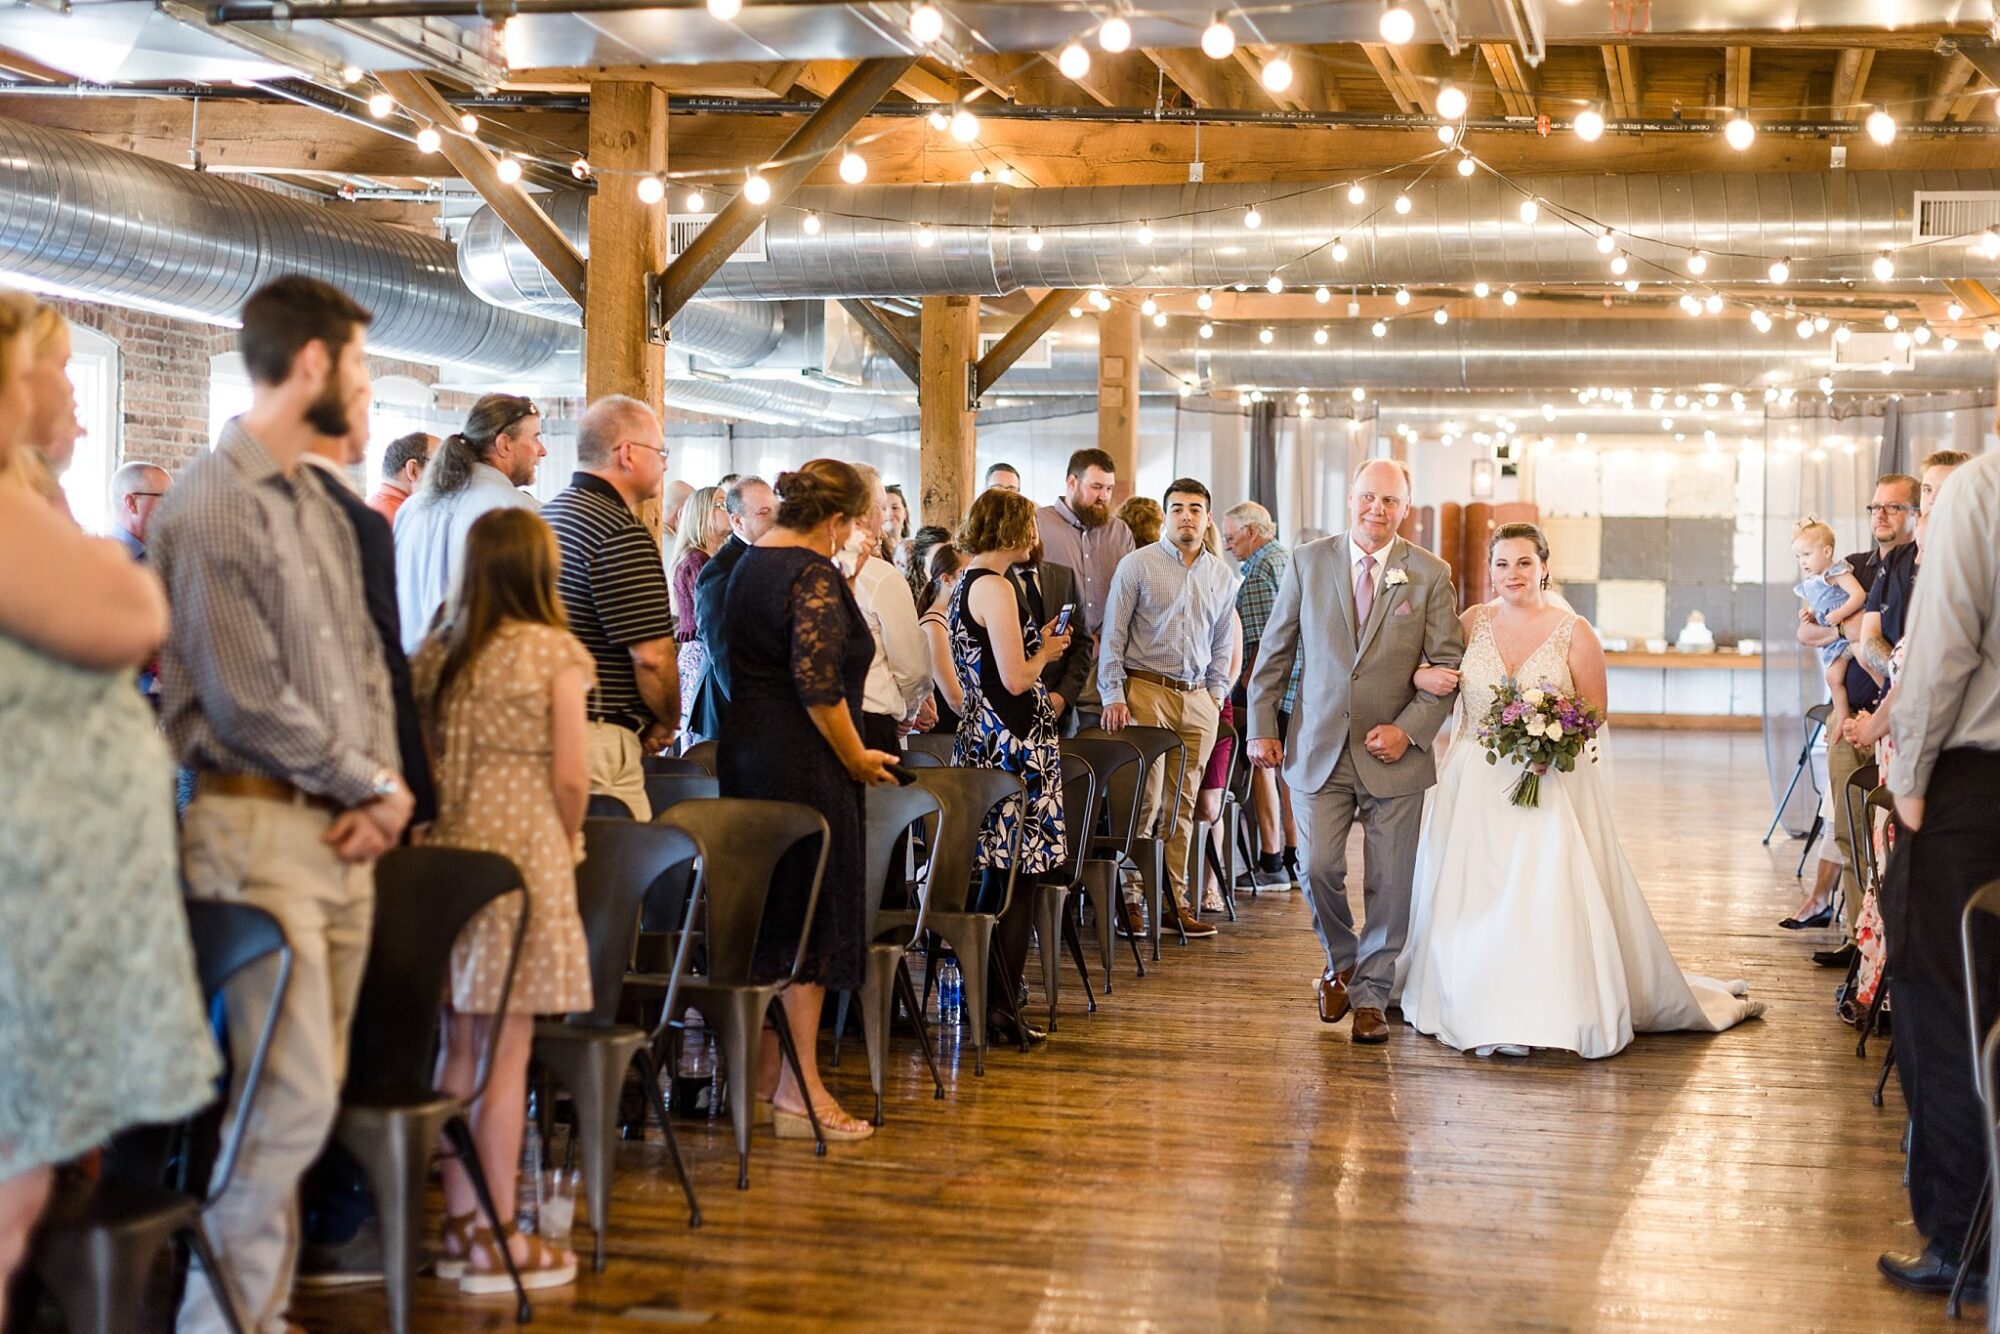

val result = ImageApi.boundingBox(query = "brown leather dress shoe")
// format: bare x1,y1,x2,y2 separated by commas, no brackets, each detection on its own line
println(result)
1316,968,1355,1024
1351,1007,1390,1044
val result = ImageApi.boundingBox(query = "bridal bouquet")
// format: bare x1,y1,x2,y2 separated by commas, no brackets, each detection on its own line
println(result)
1475,680,1605,808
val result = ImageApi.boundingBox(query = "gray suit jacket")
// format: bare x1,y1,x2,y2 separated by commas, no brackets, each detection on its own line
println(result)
1246,533,1464,799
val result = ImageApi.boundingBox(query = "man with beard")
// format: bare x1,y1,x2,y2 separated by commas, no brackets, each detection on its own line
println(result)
151,275,412,1333
390,392,545,649
1036,448,1132,730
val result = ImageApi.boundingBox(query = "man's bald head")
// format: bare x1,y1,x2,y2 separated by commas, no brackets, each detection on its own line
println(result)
1347,458,1411,552
112,461,172,543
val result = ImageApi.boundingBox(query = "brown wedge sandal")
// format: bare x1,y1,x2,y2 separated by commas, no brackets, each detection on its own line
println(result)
434,1210,477,1280
460,1219,577,1296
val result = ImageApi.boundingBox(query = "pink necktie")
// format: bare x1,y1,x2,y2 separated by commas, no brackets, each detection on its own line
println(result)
1356,552,1376,624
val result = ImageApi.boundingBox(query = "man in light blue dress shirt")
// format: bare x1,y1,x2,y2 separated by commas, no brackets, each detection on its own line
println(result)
1098,477,1237,939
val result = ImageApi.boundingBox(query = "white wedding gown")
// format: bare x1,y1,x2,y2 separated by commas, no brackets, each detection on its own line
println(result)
1393,606,1764,1059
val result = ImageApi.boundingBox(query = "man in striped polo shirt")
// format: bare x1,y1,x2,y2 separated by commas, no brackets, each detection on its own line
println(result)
540,395,677,819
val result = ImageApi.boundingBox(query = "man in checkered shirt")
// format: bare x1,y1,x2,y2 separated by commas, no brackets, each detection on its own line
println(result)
1223,501,1303,889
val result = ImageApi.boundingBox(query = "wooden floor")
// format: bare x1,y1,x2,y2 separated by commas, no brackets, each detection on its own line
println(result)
300,732,1951,1332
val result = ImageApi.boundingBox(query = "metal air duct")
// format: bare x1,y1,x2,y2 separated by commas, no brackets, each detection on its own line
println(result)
0,114,570,376
460,171,2000,304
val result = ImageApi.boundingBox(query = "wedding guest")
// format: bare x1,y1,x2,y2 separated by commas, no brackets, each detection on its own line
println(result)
413,507,593,1295
1798,474,1916,965
883,482,911,565
721,459,899,1141
906,524,953,608
0,293,217,1328
153,276,412,1334
985,461,1022,493
668,483,729,737
393,394,544,649
950,488,1072,1044
687,474,778,746
1037,449,1131,732
1789,516,1870,750
111,460,173,700
1116,495,1163,548
659,479,695,544
1222,501,1301,889
1098,478,1236,941
1877,446,2000,1298
541,396,675,818
918,539,965,734
848,463,934,751
1193,610,1245,911
368,430,435,524
12,303,85,518
1014,544,1092,735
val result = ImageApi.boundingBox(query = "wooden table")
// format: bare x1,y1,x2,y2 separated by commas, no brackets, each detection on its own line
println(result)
1605,650,1764,730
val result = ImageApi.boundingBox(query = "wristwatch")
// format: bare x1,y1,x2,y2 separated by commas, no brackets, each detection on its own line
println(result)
368,767,404,801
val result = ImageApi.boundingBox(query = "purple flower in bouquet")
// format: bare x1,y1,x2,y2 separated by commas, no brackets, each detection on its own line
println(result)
1475,678,1606,807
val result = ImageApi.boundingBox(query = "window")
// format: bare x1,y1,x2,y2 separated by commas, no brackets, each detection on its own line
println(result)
59,324,121,534
208,352,252,448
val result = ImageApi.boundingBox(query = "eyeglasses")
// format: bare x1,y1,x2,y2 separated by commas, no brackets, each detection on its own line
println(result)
624,440,666,459
127,491,165,500
1865,502,1914,515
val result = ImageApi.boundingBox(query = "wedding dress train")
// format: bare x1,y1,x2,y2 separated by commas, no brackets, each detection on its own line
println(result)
1393,607,1764,1059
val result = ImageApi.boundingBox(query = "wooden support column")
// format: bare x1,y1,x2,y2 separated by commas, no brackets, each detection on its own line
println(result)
1098,303,1140,502
919,295,979,527
585,80,667,409
973,288,1080,398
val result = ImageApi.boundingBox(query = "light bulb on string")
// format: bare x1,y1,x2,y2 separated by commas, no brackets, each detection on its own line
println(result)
1436,84,1468,120
1069,305,1083,319
1196,290,1214,311
635,173,665,204
367,92,394,118
1198,321,1214,339
838,150,867,184
1098,16,1131,52
1884,312,1900,329
1200,14,1236,59
1872,250,1895,281
1313,326,1330,345
1437,125,1459,146
1768,257,1790,283
1473,281,1490,298
1834,323,1852,344
742,171,771,205
1914,324,1933,344
1574,107,1605,142
495,156,523,184
1724,115,1756,150
416,126,441,153
1379,3,1415,44
1750,308,1771,332
1026,227,1044,252
1945,335,1960,351
1261,54,1294,93
802,210,821,235
927,110,948,132
1457,155,1476,177
1501,288,1519,306
1394,193,1413,215
1179,380,1195,398
1705,293,1724,314
916,222,935,248
1433,307,1449,325
707,0,741,18
1135,219,1155,245
1596,228,1615,254
950,109,980,143
1347,183,1366,205
1609,252,1628,276
1331,239,1349,262
1894,330,1912,350
1153,311,1168,328
1242,204,1262,230
1867,108,1897,145
1518,198,1539,223
458,113,479,134
1258,326,1275,344
1798,317,1816,339
1948,301,1965,321
1814,314,1829,332
1371,320,1387,337
909,2,943,42
1623,278,1640,292
1985,327,2000,351
1686,249,1707,275
1315,285,1331,304
1058,42,1091,80
1352,386,1367,402
1394,286,1411,306
1140,296,1158,316
685,188,707,212
340,64,363,83
1982,229,2000,260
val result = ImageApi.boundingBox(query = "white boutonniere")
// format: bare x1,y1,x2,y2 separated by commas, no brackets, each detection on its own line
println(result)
1383,568,1410,587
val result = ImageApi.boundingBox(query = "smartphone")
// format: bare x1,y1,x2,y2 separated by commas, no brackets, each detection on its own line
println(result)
1053,604,1074,635
886,761,919,787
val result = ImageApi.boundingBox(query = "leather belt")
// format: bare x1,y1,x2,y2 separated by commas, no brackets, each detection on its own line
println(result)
195,771,340,813
1128,668,1201,693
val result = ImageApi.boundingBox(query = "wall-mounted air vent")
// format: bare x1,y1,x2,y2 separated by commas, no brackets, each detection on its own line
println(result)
1833,330,1914,372
1912,191,2000,242
669,214,767,263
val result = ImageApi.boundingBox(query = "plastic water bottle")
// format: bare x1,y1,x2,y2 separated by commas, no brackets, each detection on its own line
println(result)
517,1091,544,1236
939,959,963,1027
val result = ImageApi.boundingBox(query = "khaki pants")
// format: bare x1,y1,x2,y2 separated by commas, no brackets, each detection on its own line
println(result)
1827,735,1869,932
587,720,650,821
177,795,374,1334
1126,677,1219,912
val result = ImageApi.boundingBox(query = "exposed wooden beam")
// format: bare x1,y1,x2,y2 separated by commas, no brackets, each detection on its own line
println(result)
375,69,586,307
1232,46,1312,114
586,80,667,411
974,288,1082,395
1830,48,1875,119
919,295,979,526
1142,47,1244,110
839,298,921,387
1944,279,2000,320
1601,44,1642,119
1360,43,1437,115
502,62,803,97
1724,45,1753,112
1925,52,1978,121
1054,49,1158,110
1479,43,1537,118
0,44,68,83
658,57,913,322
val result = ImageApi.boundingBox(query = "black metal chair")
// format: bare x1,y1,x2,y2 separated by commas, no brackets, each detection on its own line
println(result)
1032,751,1102,1031
1839,761,1883,934
1978,1015,2000,1331
877,767,1025,1076
899,748,945,770
1076,723,1187,958
657,797,831,1189
32,901,292,1334
1765,701,1832,847
645,754,708,777
1060,735,1148,990
680,739,721,774
531,820,704,1270
832,782,947,1123
1191,716,1241,923
1951,880,2000,1320
587,793,635,820
645,771,720,816
903,733,958,766
332,848,531,1333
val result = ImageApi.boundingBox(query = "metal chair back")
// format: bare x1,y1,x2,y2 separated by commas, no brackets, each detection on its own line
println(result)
645,754,707,777
1062,736,1144,859
912,766,1025,915
645,772,719,815
862,782,943,944
1076,723,1185,836
181,901,292,1199
680,739,721,774
565,819,699,1028
904,732,958,766
657,798,829,986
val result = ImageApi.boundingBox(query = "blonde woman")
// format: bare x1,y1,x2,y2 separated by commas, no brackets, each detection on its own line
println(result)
668,484,729,735
12,304,86,517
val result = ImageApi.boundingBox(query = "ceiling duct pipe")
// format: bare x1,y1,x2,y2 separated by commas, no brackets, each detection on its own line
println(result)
460,171,2000,305
0,115,571,376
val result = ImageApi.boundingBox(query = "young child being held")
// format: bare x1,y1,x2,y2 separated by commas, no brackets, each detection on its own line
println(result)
1791,517,1871,733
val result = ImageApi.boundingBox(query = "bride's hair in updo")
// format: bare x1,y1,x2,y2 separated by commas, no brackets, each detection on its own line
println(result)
1489,521,1552,590
773,458,873,531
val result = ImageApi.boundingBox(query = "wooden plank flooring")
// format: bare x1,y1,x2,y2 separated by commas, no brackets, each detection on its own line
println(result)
298,732,1951,1331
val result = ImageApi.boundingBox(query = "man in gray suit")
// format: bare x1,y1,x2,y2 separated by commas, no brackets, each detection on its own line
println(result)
1247,459,1463,1044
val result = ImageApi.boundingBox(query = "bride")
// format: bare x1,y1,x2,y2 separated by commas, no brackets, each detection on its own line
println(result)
1392,522,1764,1059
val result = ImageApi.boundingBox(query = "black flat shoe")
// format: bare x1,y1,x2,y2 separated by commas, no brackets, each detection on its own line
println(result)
986,1011,1047,1046
1879,1244,1985,1299
1780,903,1836,930
1814,942,1859,969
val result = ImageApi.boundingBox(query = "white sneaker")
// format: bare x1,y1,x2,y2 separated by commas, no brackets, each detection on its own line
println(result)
1473,1043,1531,1059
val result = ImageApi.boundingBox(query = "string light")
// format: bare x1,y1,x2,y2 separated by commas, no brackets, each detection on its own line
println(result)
1686,249,1708,275
1314,326,1330,345
340,64,363,83
1518,198,1539,223
1026,227,1044,252
1136,219,1155,244
949,109,980,143
1884,312,1900,329
1371,320,1388,337
1622,279,1640,292
1472,281,1490,298
838,150,867,184
1242,204,1263,230
1913,324,1933,344
1704,293,1724,314
1070,305,1084,319
1258,326,1275,344
909,2,943,42
1196,290,1214,311
1436,85,1468,120
1179,379,1195,398
1982,229,2000,260
1574,107,1605,142
1433,307,1449,325
571,158,592,181
1394,194,1413,215
1595,228,1615,254
458,113,479,135
1457,155,1476,177
802,210,821,235
916,222,935,248
707,0,741,18
742,171,771,205
1347,183,1366,205
1814,314,1830,332
1609,252,1629,276
495,156,523,184
1153,311,1168,328
927,110,948,132
635,173,665,204
1724,115,1756,151
1866,108,1897,145
1098,16,1132,52
1394,287,1411,306
1315,285,1331,304
1266,272,1284,294
1985,327,2000,351
1058,41,1091,80
1798,317,1816,339
1501,288,1519,306
1140,296,1158,316
367,92,394,118
1261,54,1294,93
1198,321,1214,338
1331,239,1349,262
1944,335,1960,352
1834,323,1852,344
1352,387,1367,402
1948,301,1965,321
1871,250,1895,280
1379,3,1415,44
1200,14,1236,59
416,126,441,153
685,188,707,211
1750,308,1772,332
1893,330,1912,350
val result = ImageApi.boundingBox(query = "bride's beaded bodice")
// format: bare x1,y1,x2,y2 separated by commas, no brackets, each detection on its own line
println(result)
1457,604,1577,728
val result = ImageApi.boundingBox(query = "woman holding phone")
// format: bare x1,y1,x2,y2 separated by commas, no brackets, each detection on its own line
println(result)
949,489,1071,1045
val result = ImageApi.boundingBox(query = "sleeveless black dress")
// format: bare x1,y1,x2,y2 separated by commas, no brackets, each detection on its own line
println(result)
720,545,874,991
